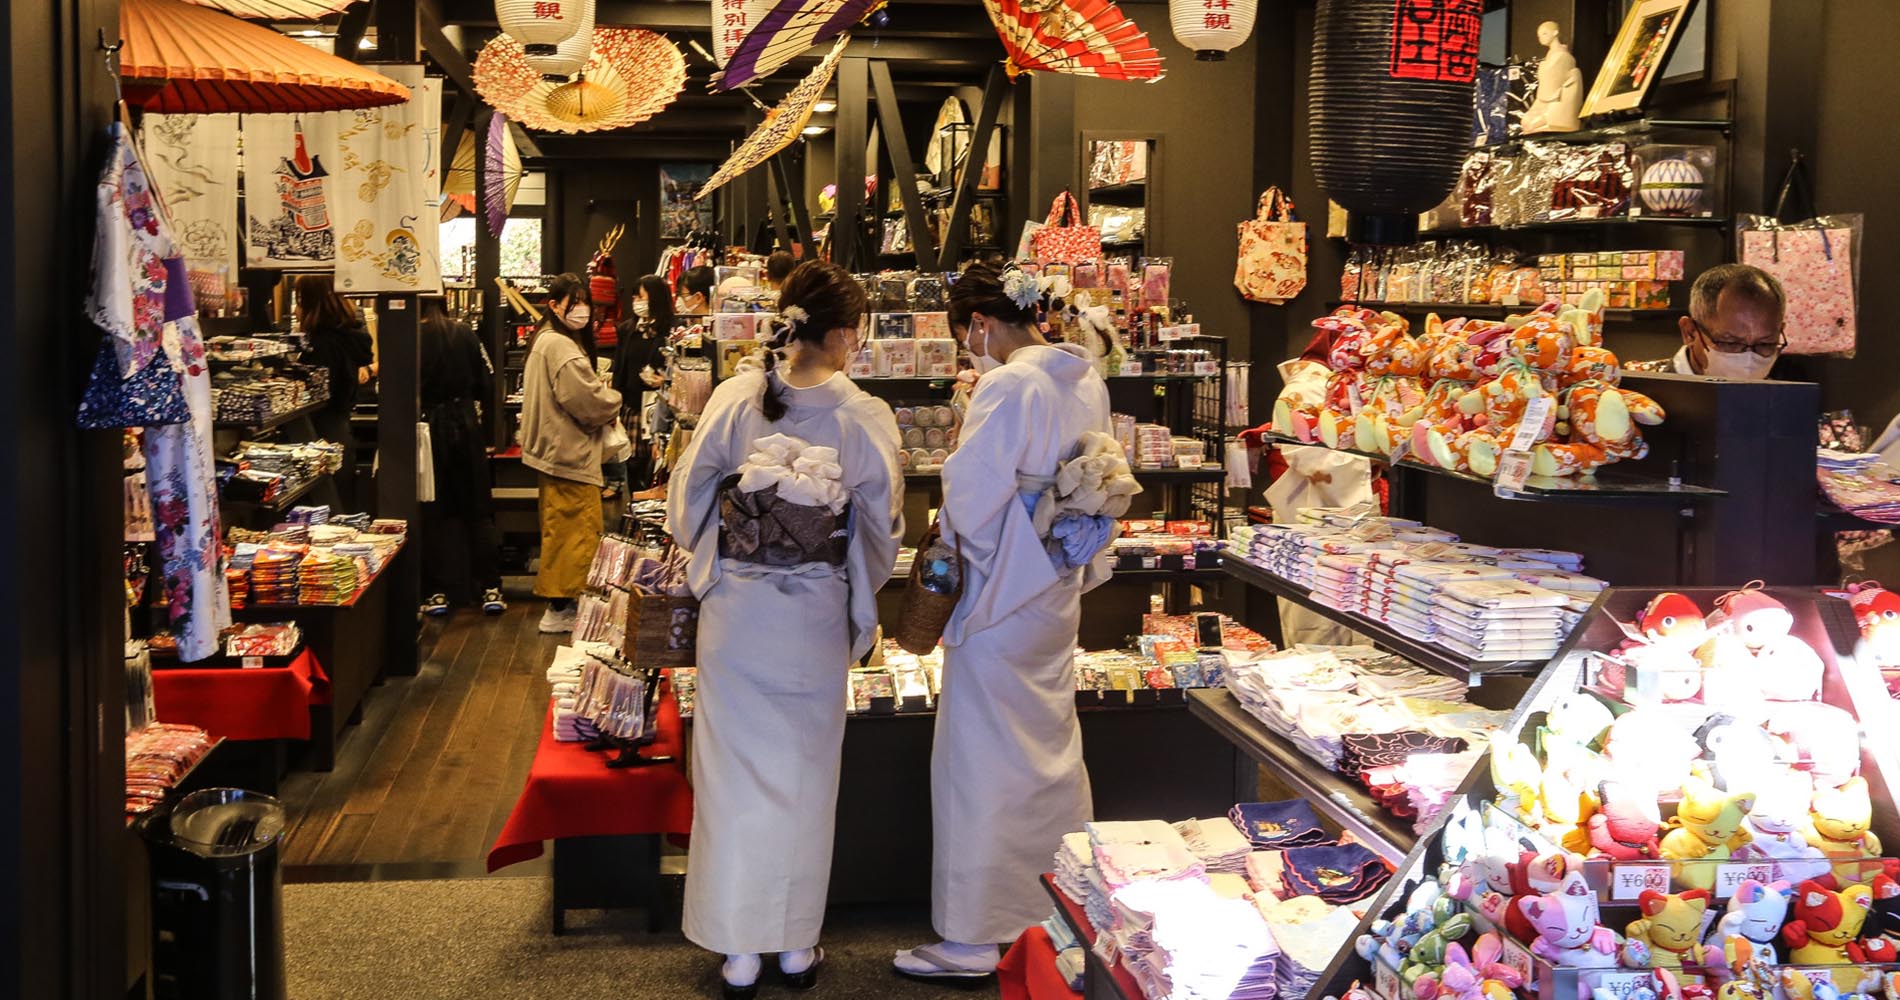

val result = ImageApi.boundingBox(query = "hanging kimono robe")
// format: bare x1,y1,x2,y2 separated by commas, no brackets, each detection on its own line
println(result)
931,343,1113,945
667,370,903,955
86,123,229,661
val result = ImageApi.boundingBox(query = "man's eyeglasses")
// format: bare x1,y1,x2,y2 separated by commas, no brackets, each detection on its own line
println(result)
1692,319,1786,358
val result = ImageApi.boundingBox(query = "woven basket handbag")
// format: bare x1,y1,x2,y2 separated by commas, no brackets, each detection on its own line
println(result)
894,523,962,655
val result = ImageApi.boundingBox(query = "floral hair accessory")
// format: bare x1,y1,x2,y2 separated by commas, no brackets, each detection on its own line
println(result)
1001,266,1041,311
779,305,809,331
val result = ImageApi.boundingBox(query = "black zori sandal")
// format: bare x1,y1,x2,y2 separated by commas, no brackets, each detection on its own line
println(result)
780,948,825,991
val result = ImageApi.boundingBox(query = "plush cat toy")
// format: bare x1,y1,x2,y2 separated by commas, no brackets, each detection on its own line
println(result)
1589,780,1664,861
1780,877,1896,982
1847,582,1900,666
1711,878,1793,966
1519,872,1623,996
1804,778,1884,881
1662,776,1756,892
1627,889,1714,968
1732,774,1831,883
1704,586,1824,702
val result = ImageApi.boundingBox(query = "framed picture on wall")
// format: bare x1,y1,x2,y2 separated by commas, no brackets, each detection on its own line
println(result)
659,163,716,238
1581,0,1700,117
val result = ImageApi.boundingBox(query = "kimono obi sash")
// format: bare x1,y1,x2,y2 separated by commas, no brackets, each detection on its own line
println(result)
716,473,850,568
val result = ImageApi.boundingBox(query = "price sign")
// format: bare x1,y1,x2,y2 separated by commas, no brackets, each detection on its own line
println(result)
1610,864,1670,900
1373,961,1401,1000
1509,396,1554,452
1494,448,1534,495
1498,936,1537,984
1123,361,1144,375
1193,360,1220,376
1388,430,1413,465
1592,971,1652,1000
1713,861,1777,898
242,656,264,670
1347,381,1364,415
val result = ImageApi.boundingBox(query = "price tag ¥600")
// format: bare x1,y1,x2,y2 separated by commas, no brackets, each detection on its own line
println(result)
1373,961,1401,1000
1610,864,1670,900
1494,448,1534,495
1714,861,1777,898
1592,971,1653,1000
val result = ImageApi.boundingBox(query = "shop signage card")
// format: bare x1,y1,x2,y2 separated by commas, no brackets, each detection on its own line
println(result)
1609,863,1669,899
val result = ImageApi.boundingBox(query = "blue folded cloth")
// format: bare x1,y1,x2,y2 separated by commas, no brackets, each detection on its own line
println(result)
1282,842,1390,902
1049,513,1116,568
1228,800,1333,849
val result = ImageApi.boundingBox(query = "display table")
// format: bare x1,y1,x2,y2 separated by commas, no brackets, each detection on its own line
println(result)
1041,874,1140,1000
999,924,1083,1000
150,650,330,742
488,695,693,932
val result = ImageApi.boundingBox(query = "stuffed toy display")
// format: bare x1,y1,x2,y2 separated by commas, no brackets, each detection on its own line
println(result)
1626,889,1714,968
1271,293,1666,478
1660,776,1757,892
1714,878,1794,966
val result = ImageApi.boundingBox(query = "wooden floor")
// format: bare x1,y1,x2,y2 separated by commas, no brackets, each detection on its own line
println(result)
277,599,562,874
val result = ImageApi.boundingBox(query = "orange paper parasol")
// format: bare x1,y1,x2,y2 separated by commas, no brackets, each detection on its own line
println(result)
474,27,686,134
121,0,410,113
697,36,848,200
181,0,362,16
983,0,1165,81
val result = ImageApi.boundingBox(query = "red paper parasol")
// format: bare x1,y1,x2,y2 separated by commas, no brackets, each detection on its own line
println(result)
474,27,686,134
712,0,885,92
483,113,524,238
120,0,411,113
983,0,1166,81
698,36,848,199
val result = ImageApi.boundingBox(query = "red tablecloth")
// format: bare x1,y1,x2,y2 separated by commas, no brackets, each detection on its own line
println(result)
486,688,694,872
151,650,330,741
999,926,1082,1000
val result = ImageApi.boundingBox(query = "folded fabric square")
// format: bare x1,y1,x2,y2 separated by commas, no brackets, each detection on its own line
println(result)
1229,800,1333,849
1280,843,1391,903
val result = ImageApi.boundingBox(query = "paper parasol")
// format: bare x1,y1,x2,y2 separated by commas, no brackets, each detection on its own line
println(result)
982,0,1165,81
120,0,410,113
712,0,884,92
483,114,524,237
180,0,361,16
474,27,685,133
698,36,849,199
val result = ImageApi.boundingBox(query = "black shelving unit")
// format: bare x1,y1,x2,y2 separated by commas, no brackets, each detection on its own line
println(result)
219,470,331,516
1474,117,1732,151
1222,556,1543,684
1186,688,1418,863
212,396,327,434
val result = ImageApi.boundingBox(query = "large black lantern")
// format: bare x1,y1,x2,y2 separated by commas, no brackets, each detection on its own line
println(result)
1310,0,1482,245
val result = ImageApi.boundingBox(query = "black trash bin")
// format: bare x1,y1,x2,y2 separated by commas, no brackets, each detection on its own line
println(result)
145,788,287,1000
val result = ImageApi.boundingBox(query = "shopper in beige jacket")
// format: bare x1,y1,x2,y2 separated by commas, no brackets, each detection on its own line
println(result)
521,273,622,633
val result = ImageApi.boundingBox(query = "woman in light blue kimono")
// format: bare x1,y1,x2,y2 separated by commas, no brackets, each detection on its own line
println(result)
898,262,1136,978
667,261,903,999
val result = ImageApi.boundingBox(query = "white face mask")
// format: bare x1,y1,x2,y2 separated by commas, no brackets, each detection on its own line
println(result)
564,303,592,330
966,320,1002,374
632,299,650,319
1700,347,1776,380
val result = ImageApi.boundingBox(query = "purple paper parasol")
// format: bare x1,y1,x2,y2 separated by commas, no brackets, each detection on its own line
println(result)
713,0,885,91
483,113,523,239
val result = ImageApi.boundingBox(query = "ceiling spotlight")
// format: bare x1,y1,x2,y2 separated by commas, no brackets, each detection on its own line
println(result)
358,35,375,50
297,28,323,37
813,100,837,113
801,125,828,136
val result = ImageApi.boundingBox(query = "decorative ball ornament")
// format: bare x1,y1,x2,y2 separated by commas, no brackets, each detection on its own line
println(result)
1168,0,1257,61
1639,157,1706,216
1309,0,1482,245
525,0,594,79
494,0,587,56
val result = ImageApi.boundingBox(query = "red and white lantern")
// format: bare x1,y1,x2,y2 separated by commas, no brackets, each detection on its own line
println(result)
495,0,586,56
1169,0,1257,61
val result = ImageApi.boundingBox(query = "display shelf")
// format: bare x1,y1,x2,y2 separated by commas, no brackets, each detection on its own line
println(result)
904,466,1225,487
1186,689,1417,863
219,470,329,515
1086,181,1147,199
1256,430,1724,502
877,564,1223,592
1423,215,1731,237
1475,117,1732,150
212,396,327,433
232,537,407,614
1041,873,1142,1000
1325,300,1675,321
1222,556,1544,683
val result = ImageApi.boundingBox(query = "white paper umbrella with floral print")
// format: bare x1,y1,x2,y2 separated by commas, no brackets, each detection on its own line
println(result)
698,36,848,199
474,27,686,133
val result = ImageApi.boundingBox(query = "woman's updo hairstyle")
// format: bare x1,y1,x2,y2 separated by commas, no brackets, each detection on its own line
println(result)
759,260,869,420
949,261,1039,331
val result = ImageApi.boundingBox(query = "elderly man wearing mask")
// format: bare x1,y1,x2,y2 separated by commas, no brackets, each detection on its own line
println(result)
1625,263,1787,379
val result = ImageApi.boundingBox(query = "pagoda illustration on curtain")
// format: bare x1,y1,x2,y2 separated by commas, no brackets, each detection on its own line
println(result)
248,116,338,265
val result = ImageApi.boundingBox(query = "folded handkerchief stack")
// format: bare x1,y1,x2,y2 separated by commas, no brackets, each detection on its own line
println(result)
1053,831,1095,904
1173,817,1253,876
549,645,594,742
1096,841,1206,890
1255,894,1362,999
1115,880,1279,1000
736,433,847,511
1280,842,1391,904
1229,800,1333,850
1431,578,1571,661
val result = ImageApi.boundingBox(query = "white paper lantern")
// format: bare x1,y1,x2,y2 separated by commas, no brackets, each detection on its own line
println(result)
525,0,595,79
495,0,586,56
1169,0,1257,61
710,0,772,66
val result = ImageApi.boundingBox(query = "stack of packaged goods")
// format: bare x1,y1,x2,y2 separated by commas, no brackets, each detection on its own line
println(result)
1112,519,1221,571
296,548,360,604
125,723,215,818
247,546,302,605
